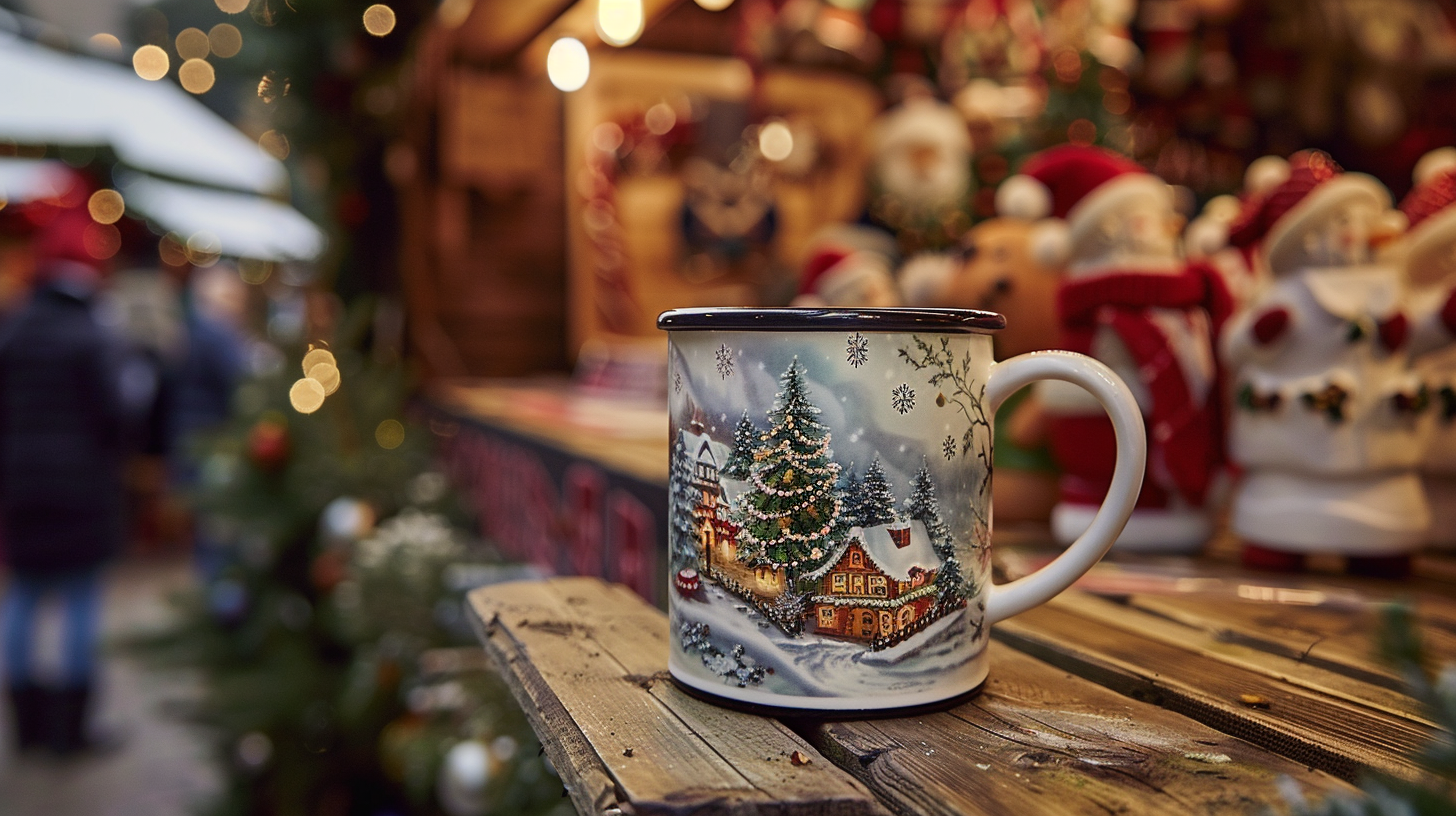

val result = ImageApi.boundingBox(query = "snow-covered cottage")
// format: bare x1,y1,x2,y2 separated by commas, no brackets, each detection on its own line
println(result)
807,521,941,643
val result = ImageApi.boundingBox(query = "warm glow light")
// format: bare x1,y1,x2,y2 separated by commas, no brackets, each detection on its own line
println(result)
290,378,326,414
258,130,290,159
215,0,249,13
209,24,243,58
302,347,336,374
88,189,125,224
596,0,644,46
133,45,169,81
363,4,397,36
159,234,188,266
645,103,676,135
547,38,590,92
758,121,794,162
375,419,405,449
186,231,222,267
308,362,341,395
694,0,735,10
83,223,121,260
179,58,215,94
89,33,122,54
176,27,210,59
239,258,273,284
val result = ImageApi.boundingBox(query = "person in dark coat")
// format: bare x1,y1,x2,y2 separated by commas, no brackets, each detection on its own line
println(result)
0,205,127,755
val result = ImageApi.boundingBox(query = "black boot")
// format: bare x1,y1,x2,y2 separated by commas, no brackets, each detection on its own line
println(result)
5,683,48,752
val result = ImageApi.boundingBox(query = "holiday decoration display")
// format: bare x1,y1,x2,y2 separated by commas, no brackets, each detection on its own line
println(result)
902,215,1064,523
660,306,1145,712
867,96,975,254
1004,144,1231,552
792,224,901,307
1400,148,1456,549
1222,150,1428,575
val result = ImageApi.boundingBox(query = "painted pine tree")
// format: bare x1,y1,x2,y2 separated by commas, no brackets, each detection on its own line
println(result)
905,459,952,558
721,411,756,480
859,459,898,528
668,430,699,569
735,360,846,582
837,467,864,528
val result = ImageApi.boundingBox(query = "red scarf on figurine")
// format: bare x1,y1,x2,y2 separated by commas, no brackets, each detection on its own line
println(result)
1056,263,1233,506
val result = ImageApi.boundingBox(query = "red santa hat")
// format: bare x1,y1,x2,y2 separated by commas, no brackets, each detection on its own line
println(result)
1227,150,1392,271
794,224,897,305
1399,148,1456,281
994,144,1170,266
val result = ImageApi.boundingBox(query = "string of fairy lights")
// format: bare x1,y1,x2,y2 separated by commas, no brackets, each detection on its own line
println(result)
546,0,737,92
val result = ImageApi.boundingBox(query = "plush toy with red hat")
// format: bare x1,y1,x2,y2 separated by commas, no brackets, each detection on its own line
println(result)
1399,148,1456,549
791,224,900,308
999,144,1232,552
1221,149,1427,576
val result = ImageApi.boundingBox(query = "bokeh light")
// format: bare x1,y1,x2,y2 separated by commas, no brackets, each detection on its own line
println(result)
159,234,188,266
179,59,216,94
216,0,249,12
89,33,122,54
87,189,125,224
547,38,590,92
133,45,169,81
694,0,735,9
363,4,397,36
308,362,341,396
596,0,644,46
645,103,676,135
83,223,121,260
209,24,243,58
258,130,289,160
302,347,336,374
176,27,210,60
289,378,326,414
375,419,405,450
238,258,273,284
758,121,794,162
186,231,222,267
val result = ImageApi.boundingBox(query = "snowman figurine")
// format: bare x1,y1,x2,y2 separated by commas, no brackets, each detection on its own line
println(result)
1222,150,1428,576
999,145,1232,552
1398,148,1456,549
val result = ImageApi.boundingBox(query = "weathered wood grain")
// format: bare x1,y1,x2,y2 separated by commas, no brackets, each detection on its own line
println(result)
803,641,1354,816
995,604,1437,783
468,578,892,816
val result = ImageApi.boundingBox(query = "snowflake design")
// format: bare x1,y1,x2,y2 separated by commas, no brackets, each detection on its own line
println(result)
943,435,956,461
846,332,869,368
715,344,734,379
672,369,682,393
892,383,916,414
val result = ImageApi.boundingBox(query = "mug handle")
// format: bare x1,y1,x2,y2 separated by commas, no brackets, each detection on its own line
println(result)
982,350,1146,625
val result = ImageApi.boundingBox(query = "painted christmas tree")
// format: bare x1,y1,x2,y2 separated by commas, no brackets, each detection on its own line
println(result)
668,430,698,569
837,467,864,529
722,410,756,480
859,458,898,528
735,360,846,581
904,459,952,558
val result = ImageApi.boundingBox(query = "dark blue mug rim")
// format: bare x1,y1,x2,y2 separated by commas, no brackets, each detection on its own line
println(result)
656,307,1005,334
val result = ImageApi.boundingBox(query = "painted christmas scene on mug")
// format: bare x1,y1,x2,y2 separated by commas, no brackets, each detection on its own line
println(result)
668,330,994,698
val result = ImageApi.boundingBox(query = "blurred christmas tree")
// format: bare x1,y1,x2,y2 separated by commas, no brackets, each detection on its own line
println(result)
127,305,569,816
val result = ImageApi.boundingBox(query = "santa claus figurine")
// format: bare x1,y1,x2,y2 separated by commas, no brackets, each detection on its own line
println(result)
1222,150,1428,576
791,224,901,307
1398,148,1456,549
1001,144,1232,552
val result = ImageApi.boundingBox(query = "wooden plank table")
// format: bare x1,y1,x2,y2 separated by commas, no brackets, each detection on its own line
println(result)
467,547,1456,816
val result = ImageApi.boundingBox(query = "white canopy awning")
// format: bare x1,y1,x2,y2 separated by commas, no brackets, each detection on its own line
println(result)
0,157,73,203
117,171,326,262
0,31,288,195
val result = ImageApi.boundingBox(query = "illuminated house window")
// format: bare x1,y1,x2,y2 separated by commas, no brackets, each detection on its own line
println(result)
851,574,864,594
869,576,887,596
832,574,846,593
818,606,835,626
851,551,861,566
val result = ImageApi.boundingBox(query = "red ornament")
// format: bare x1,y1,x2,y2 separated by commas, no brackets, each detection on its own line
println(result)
247,419,291,473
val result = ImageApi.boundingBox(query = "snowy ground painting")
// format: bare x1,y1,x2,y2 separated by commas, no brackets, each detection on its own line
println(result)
671,581,985,698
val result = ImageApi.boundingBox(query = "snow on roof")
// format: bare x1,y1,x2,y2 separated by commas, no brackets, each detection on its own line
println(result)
857,521,939,581
0,158,71,203
0,32,287,194
116,170,325,261
682,430,730,471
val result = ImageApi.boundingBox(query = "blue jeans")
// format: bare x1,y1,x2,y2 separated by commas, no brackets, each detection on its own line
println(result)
1,569,104,688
